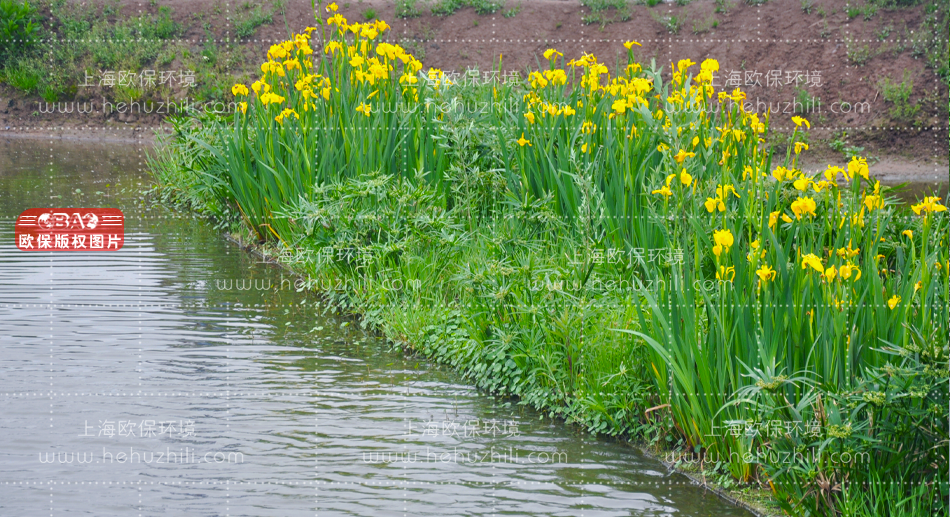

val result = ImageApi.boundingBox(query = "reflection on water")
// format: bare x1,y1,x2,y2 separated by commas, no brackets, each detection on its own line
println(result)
0,139,754,516
885,181,949,204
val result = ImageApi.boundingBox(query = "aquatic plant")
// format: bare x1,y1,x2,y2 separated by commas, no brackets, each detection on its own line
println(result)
151,8,949,515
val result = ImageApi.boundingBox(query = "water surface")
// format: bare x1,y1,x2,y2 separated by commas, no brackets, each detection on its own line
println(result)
0,138,754,516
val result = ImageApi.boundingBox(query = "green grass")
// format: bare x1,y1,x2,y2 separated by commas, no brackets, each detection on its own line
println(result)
234,3,273,38
0,0,39,66
430,0,505,16
3,65,40,91
396,0,423,18
152,5,180,39
0,0,271,105
650,11,682,34
691,16,718,34
845,39,874,66
581,0,630,25
502,1,521,17
878,72,921,123
918,1,949,84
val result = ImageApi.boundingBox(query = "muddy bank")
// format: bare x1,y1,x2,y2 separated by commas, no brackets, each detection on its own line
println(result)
1,0,946,171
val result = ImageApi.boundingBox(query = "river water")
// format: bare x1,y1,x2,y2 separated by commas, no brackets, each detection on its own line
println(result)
0,139,754,516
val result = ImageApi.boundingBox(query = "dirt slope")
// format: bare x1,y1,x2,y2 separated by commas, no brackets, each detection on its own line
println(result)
1,0,947,172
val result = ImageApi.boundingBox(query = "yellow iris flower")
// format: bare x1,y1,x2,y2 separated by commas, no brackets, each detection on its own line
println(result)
801,253,824,273
756,264,776,286
887,295,901,310
790,197,817,219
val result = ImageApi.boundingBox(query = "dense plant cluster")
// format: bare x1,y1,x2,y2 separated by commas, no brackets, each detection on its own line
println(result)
0,0,37,66
151,6,949,516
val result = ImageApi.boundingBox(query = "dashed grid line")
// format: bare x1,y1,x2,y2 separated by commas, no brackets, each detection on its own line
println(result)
3,3,948,515
6,213,948,222
1,38,947,44
0,479,941,487
0,390,916,397
4,303,946,309
2,126,947,132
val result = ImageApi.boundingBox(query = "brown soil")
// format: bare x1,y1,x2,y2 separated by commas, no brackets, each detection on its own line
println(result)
1,0,947,177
